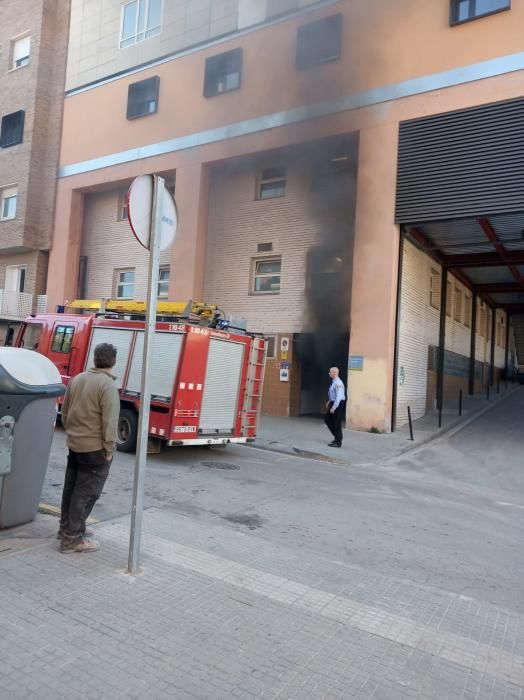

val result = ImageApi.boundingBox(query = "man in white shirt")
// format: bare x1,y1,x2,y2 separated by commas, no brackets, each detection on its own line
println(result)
325,367,346,448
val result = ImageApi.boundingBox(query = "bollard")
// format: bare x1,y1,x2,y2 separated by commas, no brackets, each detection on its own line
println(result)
459,389,463,417
438,403,443,429
407,406,414,441
487,383,490,400
497,380,500,394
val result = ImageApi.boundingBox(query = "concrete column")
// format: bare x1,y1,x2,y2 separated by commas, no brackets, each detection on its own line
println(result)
348,123,400,433
46,186,84,310
169,163,210,302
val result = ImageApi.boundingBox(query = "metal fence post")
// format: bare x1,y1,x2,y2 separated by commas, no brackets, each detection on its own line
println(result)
407,406,414,441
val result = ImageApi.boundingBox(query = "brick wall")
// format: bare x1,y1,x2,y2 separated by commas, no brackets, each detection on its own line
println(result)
0,0,70,313
204,156,324,335
397,240,507,426
81,189,172,300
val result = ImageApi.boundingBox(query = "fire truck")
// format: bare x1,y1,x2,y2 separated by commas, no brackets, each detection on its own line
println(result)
16,300,266,452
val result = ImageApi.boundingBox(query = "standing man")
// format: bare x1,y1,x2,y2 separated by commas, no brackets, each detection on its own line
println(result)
325,367,346,448
59,343,120,553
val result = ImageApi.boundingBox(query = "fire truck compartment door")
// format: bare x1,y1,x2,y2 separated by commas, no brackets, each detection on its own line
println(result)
126,331,183,401
199,339,244,434
85,328,134,390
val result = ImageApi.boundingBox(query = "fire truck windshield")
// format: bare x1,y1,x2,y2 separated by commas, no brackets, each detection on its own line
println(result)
19,323,43,351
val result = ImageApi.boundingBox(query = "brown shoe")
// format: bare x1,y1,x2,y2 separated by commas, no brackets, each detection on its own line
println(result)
60,538,100,554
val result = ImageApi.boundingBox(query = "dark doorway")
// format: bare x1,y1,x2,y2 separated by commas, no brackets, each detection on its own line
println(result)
295,332,349,416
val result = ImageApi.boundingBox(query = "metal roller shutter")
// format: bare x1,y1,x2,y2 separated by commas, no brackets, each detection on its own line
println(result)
199,338,244,434
396,97,524,223
85,328,133,390
126,331,183,401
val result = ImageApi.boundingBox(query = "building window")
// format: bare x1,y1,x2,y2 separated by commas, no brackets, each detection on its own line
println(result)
446,281,453,317
450,0,510,24
257,242,273,253
120,0,163,48
158,267,169,298
454,288,463,323
117,191,129,221
0,111,25,148
115,269,135,299
429,268,441,310
265,335,276,359
203,48,242,98
464,295,472,328
11,35,31,69
257,167,286,200
127,76,159,120
51,326,75,354
252,258,281,294
5,265,26,293
0,186,17,221
296,14,342,71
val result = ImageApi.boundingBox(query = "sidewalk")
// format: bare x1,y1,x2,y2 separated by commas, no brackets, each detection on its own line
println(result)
254,384,521,465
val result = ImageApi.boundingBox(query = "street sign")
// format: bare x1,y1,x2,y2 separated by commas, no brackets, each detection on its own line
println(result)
128,174,178,252
127,175,177,575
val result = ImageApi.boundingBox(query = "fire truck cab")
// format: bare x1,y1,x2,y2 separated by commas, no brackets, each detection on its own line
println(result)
16,302,266,452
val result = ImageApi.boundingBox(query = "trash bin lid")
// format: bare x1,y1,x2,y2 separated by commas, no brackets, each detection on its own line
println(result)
0,347,62,387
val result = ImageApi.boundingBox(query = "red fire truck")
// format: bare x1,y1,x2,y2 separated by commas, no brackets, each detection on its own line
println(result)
16,300,266,452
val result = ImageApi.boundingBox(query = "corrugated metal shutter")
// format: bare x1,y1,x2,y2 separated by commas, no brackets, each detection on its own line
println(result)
85,328,133,390
199,338,244,434
126,331,183,401
396,97,524,223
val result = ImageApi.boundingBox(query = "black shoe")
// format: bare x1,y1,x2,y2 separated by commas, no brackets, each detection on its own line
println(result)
328,441,341,448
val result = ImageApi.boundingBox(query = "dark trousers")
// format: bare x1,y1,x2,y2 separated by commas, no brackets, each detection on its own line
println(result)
325,403,344,446
60,450,110,542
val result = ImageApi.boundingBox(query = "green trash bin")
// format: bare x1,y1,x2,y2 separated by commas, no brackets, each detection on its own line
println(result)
0,348,65,529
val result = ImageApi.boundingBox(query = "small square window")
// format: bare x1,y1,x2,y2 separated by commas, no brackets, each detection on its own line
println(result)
450,0,510,25
115,269,135,299
257,167,286,200
127,76,159,120
252,258,281,294
158,267,170,298
204,48,242,98
11,35,31,69
0,111,25,148
0,187,17,221
296,14,342,71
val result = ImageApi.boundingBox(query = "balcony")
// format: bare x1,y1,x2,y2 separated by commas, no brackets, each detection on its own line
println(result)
0,291,47,320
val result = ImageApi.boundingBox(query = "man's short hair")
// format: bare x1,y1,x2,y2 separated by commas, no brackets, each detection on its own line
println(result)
94,343,117,369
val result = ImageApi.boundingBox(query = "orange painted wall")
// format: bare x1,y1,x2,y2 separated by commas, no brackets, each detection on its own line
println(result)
59,0,524,167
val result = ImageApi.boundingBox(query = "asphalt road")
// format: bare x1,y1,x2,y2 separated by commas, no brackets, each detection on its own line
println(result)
43,388,524,616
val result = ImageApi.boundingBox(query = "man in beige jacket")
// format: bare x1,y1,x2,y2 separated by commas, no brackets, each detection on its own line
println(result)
59,343,120,553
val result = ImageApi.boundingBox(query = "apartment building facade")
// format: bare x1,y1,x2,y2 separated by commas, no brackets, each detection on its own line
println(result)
48,0,524,429
0,0,70,341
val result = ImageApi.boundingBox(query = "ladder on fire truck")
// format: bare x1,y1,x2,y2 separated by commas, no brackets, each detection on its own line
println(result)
67,299,218,321
241,336,267,436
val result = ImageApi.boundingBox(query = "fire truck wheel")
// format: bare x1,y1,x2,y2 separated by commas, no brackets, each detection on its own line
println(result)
117,408,138,453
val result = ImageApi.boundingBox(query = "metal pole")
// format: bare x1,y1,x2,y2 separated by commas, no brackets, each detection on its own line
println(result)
468,292,477,396
487,382,490,401
489,307,496,387
391,230,405,433
436,268,448,417
459,389,463,417
407,406,414,441
128,176,164,575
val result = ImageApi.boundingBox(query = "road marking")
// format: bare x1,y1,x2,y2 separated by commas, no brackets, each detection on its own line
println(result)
100,521,524,688
497,501,524,510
